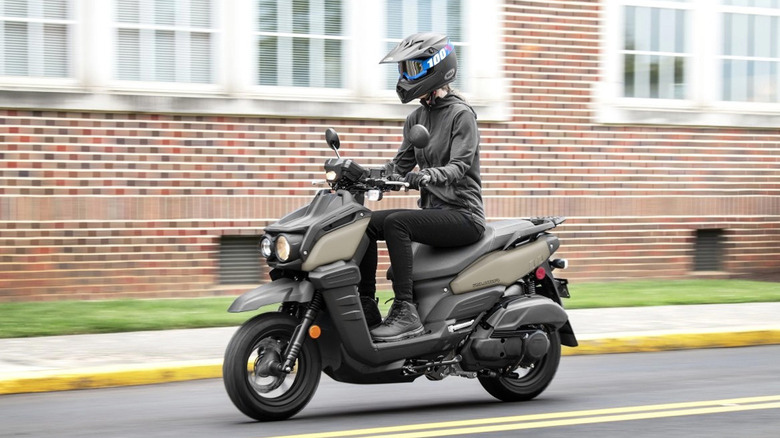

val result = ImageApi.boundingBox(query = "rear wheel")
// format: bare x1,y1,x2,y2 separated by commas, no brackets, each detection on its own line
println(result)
223,312,321,421
478,329,561,402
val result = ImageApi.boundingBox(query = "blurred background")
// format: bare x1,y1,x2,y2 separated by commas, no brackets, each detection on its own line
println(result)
1,0,779,302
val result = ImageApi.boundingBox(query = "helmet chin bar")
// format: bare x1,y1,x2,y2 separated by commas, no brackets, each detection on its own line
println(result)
396,69,451,104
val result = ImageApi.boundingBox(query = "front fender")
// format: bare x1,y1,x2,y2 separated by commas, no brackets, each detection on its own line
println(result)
228,278,315,313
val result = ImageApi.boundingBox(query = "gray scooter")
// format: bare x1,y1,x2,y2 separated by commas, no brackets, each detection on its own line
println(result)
222,126,578,421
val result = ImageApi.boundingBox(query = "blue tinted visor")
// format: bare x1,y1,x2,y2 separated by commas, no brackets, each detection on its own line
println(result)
398,41,454,80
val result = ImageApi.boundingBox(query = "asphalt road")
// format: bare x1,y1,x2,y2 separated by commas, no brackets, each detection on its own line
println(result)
2,346,779,438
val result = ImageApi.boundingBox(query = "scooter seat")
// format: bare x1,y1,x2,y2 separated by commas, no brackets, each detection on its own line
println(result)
386,219,537,283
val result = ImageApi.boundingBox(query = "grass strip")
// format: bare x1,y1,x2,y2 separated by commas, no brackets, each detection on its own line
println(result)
1,279,778,338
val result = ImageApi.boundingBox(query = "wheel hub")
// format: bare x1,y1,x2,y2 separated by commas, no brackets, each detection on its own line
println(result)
251,338,286,392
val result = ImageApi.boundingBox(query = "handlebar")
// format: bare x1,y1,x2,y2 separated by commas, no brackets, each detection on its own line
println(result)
317,177,411,192
322,158,418,193
379,180,410,189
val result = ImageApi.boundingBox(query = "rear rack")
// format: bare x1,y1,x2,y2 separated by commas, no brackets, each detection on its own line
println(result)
502,217,567,250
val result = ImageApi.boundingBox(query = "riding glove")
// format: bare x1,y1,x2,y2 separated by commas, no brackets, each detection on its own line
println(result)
404,172,431,190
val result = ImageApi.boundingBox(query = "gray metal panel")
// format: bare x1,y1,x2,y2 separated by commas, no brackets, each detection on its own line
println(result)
449,239,552,294
228,278,315,312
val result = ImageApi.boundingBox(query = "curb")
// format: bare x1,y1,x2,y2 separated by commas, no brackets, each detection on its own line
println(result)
0,360,222,395
2,330,779,396
563,328,780,356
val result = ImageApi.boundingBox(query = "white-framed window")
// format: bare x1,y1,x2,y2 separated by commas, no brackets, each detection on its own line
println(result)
0,0,505,120
242,0,498,111
600,0,780,128
255,0,345,89
721,0,780,103
113,0,218,86
0,0,76,81
621,2,689,100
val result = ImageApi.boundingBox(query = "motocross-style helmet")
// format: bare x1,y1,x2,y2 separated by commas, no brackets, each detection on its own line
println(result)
380,32,457,104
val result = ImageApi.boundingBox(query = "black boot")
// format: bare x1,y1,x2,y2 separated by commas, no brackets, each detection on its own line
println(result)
360,296,382,329
370,300,424,342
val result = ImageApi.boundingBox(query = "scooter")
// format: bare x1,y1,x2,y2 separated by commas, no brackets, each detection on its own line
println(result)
222,125,578,421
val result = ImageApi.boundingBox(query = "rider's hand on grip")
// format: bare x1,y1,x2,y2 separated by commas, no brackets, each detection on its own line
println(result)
386,173,404,191
404,172,431,190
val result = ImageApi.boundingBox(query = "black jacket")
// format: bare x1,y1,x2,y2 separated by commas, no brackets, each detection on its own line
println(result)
387,93,486,231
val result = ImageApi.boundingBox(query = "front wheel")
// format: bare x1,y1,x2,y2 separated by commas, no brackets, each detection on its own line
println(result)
478,329,561,402
223,312,322,421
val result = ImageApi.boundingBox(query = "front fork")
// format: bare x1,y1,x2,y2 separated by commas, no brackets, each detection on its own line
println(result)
277,291,323,373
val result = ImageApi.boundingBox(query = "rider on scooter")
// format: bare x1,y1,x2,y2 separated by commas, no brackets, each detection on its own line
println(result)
359,32,486,342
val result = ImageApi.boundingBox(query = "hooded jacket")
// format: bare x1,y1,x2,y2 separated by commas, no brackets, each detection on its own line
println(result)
387,93,486,232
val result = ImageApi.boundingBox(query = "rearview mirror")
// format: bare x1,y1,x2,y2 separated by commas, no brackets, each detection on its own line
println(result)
409,124,430,149
325,128,341,158
325,128,340,150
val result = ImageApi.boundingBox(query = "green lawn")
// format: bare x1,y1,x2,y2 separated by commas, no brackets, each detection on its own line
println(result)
0,279,778,338
567,279,780,308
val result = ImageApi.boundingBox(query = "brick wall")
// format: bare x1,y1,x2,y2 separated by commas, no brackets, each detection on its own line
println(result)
1,0,778,301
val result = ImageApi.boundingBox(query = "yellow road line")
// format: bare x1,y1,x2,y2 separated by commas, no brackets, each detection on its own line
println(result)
363,402,780,438
265,395,780,438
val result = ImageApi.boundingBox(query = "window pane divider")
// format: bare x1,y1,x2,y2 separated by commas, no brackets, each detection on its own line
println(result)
720,5,780,15
0,17,74,25
255,31,346,40
721,55,780,62
113,23,215,32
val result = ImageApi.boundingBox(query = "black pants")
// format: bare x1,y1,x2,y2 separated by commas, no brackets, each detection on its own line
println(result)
358,209,483,302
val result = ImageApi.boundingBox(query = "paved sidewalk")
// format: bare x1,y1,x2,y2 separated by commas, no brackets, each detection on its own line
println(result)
1,302,779,395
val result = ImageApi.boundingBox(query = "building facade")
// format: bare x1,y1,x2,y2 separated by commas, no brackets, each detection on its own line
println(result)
1,0,779,301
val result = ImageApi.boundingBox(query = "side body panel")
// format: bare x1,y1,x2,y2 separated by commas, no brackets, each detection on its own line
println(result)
450,238,552,294
301,217,370,271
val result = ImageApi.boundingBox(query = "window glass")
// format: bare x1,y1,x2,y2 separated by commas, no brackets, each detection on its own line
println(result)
114,0,215,84
721,6,780,102
383,0,467,92
622,5,688,99
1,0,72,78
256,0,344,88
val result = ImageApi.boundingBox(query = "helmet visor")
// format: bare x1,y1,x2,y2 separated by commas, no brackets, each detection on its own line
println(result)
398,41,454,81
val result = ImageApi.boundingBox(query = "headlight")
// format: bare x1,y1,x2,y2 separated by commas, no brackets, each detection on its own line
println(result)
325,170,338,182
259,237,273,258
276,235,291,262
